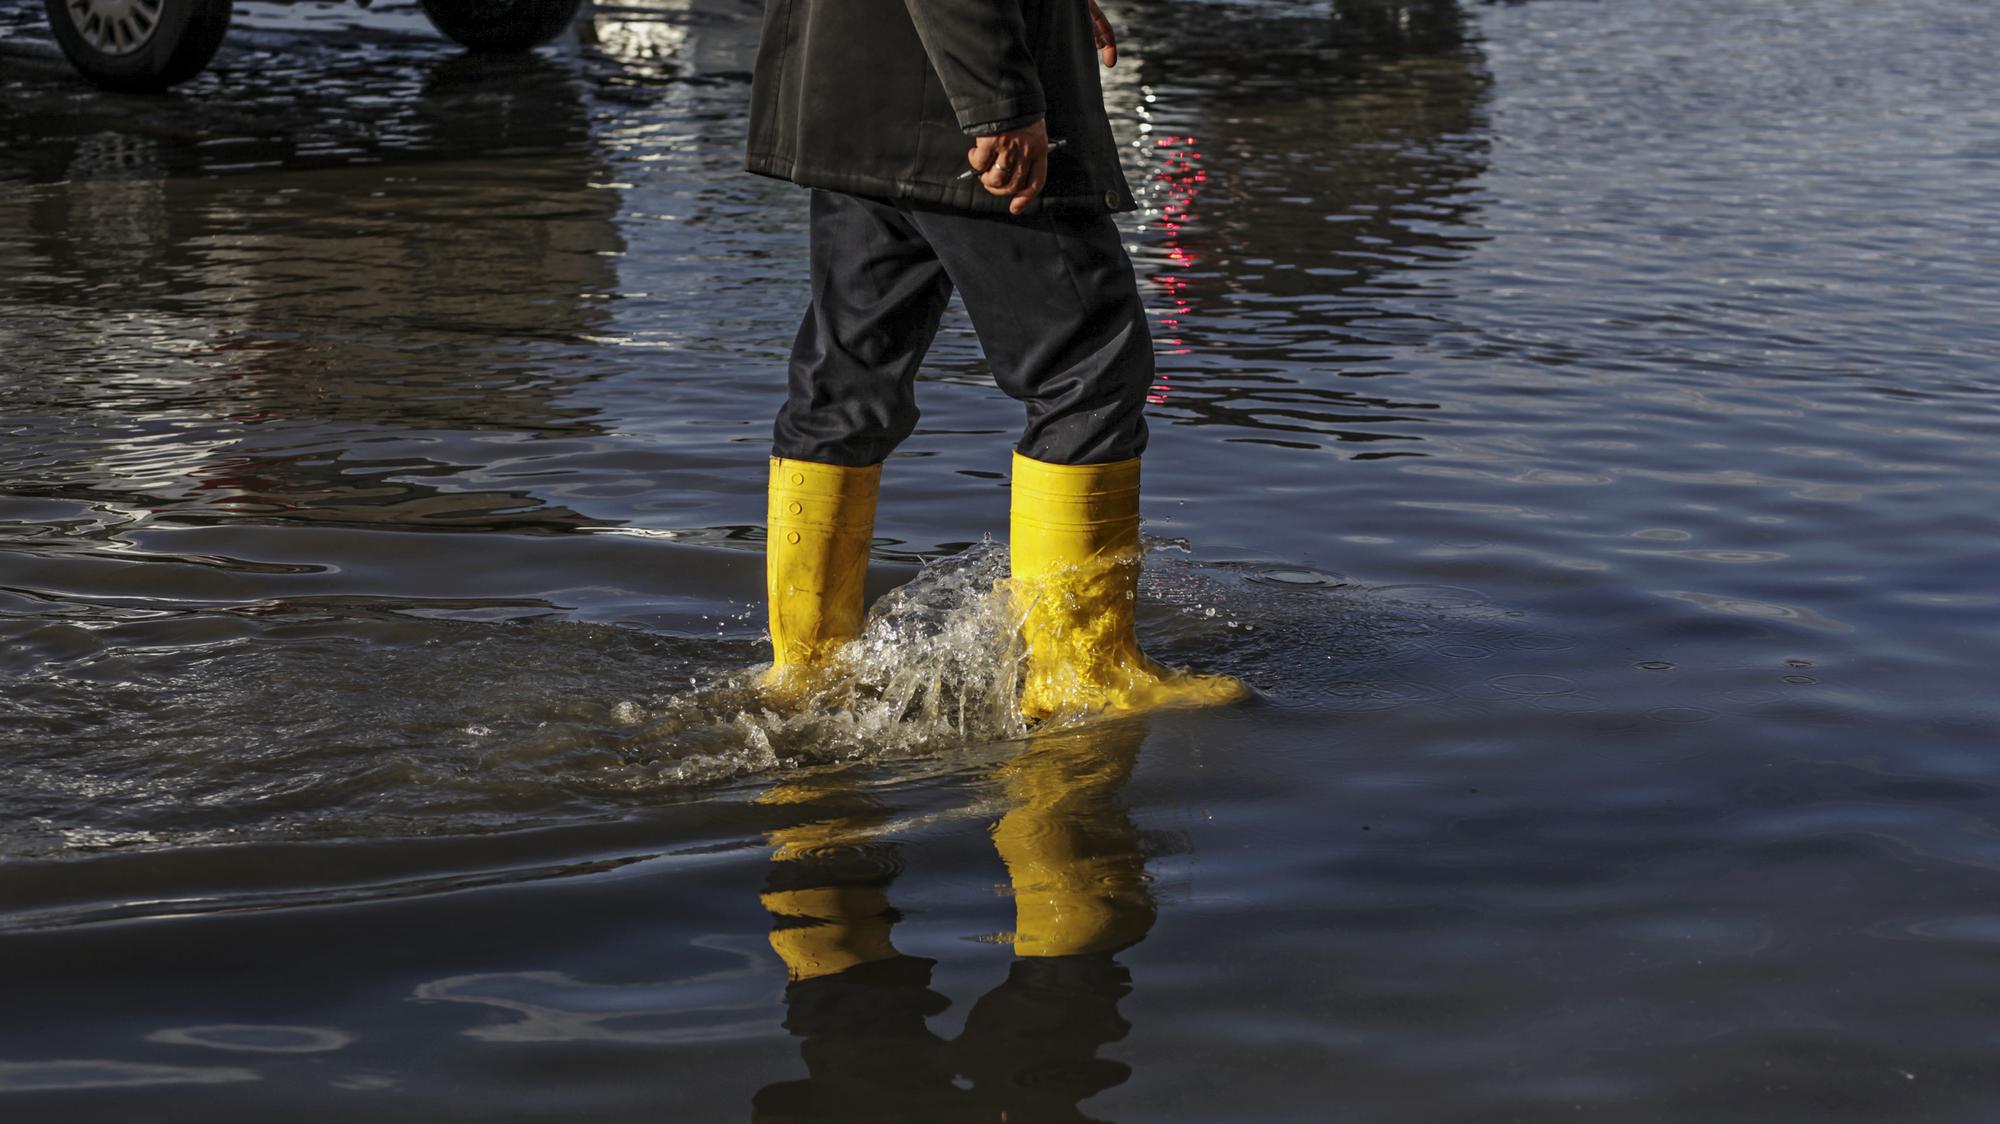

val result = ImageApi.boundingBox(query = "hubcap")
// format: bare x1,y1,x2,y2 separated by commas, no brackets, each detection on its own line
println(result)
64,0,164,57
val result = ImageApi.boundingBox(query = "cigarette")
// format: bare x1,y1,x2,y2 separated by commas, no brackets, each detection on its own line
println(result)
958,138,1069,180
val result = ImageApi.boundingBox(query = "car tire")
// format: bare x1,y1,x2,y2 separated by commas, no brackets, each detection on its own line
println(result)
419,0,585,53
43,0,233,92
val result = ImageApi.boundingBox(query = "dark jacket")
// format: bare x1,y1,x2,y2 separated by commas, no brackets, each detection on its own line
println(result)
746,0,1136,216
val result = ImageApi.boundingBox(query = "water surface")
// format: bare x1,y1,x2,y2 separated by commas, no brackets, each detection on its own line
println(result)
3,0,1999,1120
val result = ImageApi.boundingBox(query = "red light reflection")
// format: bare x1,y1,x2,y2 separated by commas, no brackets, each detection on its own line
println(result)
1143,134,1204,406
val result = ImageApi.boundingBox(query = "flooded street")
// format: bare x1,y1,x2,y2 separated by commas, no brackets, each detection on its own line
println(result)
4,0,1999,1119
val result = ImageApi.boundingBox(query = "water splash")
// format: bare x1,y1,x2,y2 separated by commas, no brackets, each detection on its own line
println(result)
607,542,1029,786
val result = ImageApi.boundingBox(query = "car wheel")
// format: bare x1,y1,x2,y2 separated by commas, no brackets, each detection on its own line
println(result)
43,0,233,92
419,0,585,53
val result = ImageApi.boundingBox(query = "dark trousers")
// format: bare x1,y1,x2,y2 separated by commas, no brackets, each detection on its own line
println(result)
773,190,1154,468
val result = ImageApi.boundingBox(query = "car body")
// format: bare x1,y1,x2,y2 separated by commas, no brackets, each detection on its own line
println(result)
43,0,588,90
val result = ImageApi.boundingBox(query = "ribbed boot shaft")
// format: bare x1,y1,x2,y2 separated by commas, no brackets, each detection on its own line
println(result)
766,458,879,671
1009,454,1141,573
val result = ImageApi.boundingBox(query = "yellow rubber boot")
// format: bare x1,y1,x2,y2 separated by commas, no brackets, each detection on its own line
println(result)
764,457,879,694
1010,452,1247,721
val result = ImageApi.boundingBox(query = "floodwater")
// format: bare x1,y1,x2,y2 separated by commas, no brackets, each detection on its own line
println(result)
2,0,1998,1118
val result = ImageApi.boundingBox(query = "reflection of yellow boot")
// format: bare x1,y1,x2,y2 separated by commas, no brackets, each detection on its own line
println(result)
764,457,879,694
759,778,901,982
994,720,1156,958
1009,453,1247,721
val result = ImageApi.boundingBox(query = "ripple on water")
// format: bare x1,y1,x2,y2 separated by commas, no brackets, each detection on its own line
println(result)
1486,674,1576,696
1893,917,2000,945
145,1025,353,1054
413,936,777,1046
1246,567,1348,590
1655,590,1854,633
0,1060,258,1091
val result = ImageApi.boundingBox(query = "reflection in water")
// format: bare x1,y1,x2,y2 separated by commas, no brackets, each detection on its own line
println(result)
4,51,625,534
1137,129,1200,410
1109,0,1489,453
755,720,1154,1121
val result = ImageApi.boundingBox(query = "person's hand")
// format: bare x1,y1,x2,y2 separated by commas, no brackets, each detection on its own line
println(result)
966,118,1049,216
1089,0,1117,67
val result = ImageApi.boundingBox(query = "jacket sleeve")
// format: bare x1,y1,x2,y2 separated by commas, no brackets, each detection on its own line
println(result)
900,0,1046,134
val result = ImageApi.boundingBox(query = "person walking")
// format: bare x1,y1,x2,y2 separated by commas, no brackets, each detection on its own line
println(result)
747,0,1243,718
